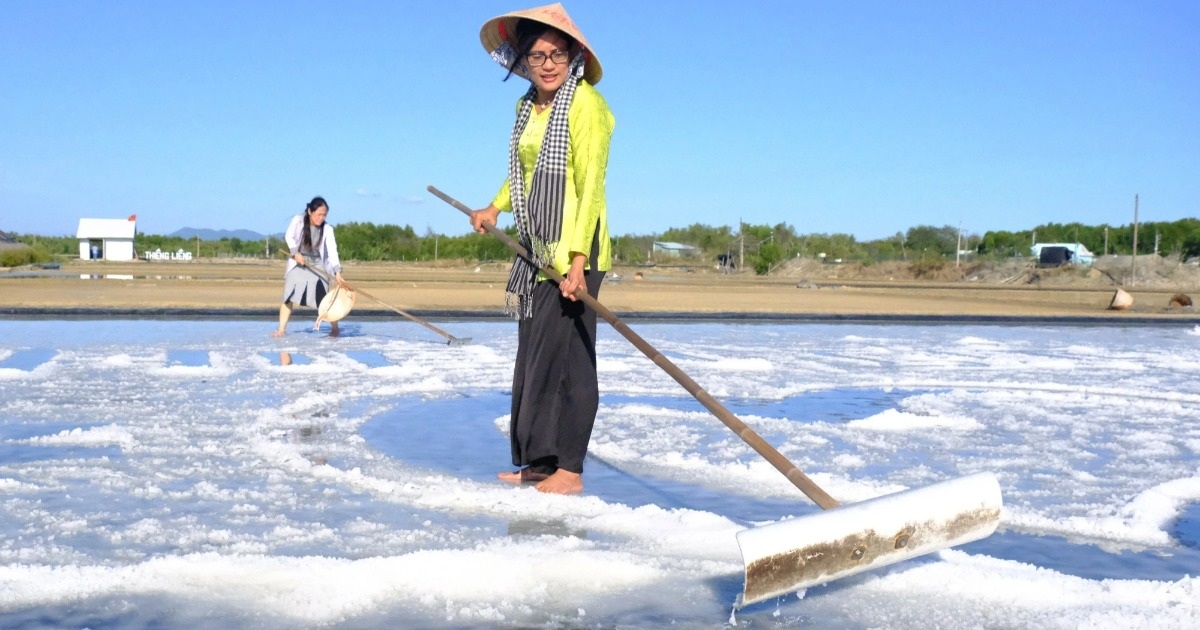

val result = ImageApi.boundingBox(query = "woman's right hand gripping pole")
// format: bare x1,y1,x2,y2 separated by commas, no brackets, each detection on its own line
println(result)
470,205,501,234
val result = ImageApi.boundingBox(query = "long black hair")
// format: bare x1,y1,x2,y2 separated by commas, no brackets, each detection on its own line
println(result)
503,18,578,82
301,196,327,251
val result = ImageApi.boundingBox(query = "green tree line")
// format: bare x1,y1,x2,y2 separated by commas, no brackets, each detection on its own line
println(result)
10,217,1199,274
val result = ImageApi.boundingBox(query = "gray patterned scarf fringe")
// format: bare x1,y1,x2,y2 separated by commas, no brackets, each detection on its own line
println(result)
504,54,586,319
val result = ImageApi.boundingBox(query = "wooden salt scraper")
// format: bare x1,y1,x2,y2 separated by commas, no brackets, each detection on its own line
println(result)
303,265,471,346
428,185,1002,605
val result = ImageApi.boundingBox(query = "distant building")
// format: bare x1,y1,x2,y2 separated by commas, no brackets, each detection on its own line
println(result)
77,216,137,261
1031,242,1094,266
652,241,701,257
1,231,32,266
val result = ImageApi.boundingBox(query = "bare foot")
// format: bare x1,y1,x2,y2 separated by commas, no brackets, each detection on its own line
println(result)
497,468,551,484
534,470,582,494
270,329,286,338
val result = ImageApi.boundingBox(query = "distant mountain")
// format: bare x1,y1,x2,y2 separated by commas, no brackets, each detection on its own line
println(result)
169,227,278,241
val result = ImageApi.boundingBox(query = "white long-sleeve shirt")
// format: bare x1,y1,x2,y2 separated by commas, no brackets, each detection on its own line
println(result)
283,214,343,276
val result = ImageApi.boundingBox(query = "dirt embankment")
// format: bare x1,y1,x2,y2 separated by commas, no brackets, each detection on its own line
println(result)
1,256,1198,318
759,254,1198,315
773,254,1200,290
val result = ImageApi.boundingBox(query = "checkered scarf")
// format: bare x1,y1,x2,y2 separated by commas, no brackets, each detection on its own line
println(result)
504,53,586,319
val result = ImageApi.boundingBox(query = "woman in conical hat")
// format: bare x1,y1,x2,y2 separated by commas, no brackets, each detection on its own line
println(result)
470,3,615,494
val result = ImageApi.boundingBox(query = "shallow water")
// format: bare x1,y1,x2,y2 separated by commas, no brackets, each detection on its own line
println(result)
0,319,1198,628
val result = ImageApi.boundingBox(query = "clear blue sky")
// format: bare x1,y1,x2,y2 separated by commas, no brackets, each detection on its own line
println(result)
2,0,1196,240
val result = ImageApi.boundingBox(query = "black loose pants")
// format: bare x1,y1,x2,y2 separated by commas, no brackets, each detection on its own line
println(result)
508,259,605,475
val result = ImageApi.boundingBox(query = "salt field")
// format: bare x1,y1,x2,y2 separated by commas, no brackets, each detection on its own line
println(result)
1,318,1198,628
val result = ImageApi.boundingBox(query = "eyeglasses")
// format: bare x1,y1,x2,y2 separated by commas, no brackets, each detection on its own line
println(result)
524,49,569,67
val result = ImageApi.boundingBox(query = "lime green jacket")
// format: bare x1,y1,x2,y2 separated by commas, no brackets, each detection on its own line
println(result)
492,81,614,276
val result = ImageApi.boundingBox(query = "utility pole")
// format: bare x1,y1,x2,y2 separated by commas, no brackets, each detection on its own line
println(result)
738,218,744,273
1131,194,1139,286
1104,227,1109,256
955,222,962,268
195,235,200,259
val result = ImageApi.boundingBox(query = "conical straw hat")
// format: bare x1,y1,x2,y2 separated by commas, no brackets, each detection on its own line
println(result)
315,284,356,329
1107,288,1133,311
480,2,602,85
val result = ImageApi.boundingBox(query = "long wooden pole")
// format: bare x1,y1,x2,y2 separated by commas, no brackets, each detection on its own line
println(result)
302,264,469,345
428,185,840,509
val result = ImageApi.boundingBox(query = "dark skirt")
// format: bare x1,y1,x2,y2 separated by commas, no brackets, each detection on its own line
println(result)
508,267,605,475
